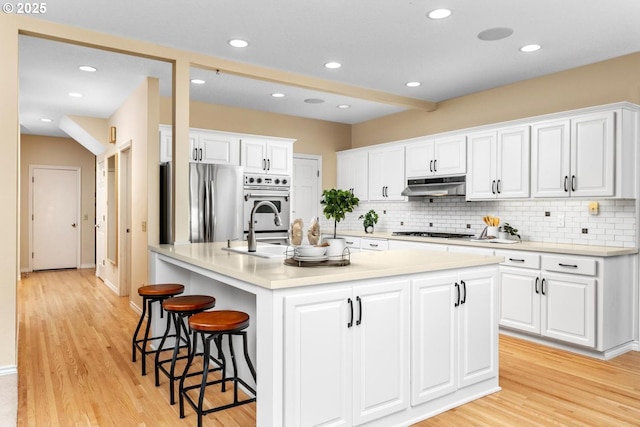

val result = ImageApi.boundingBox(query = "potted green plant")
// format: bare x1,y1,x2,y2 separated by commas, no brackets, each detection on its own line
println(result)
321,188,360,238
501,223,521,242
320,189,359,257
359,209,379,233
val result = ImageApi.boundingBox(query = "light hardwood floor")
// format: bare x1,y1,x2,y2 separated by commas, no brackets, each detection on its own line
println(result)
17,269,640,427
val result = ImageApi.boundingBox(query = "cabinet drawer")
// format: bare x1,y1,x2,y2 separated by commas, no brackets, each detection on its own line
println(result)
361,238,388,251
495,251,540,269
542,256,597,276
342,236,361,249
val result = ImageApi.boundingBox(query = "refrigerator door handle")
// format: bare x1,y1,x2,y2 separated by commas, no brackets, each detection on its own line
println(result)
204,179,212,242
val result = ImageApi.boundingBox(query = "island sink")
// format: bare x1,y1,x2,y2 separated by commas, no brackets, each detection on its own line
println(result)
222,243,287,258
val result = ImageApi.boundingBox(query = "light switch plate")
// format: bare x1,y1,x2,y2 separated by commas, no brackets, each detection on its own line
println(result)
557,215,565,227
588,201,599,215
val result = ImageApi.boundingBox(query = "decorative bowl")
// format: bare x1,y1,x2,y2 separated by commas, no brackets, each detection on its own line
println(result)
295,245,327,257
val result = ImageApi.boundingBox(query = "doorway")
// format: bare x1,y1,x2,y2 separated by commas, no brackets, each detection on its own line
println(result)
292,155,322,227
29,165,81,271
119,145,132,297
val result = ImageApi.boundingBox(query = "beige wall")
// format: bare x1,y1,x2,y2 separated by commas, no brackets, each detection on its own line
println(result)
98,78,158,308
159,98,351,189
20,135,96,271
352,52,640,147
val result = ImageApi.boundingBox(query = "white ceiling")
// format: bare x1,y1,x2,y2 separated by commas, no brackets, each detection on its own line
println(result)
19,0,640,137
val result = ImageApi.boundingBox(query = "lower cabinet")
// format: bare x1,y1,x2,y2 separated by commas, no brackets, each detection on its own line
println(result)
412,268,497,405
284,279,410,427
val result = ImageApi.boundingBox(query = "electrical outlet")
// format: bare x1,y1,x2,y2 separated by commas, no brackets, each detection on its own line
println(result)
557,215,565,227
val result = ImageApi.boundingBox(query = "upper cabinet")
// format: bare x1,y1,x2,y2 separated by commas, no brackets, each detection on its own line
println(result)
368,145,406,201
241,137,294,175
405,135,466,178
467,125,530,200
190,130,240,165
158,126,240,166
532,111,615,198
337,150,368,200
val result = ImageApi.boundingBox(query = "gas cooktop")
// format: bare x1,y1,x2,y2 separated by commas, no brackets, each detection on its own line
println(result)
391,231,475,239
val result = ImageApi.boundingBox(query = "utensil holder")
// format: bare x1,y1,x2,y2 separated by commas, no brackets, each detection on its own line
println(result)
487,226,499,237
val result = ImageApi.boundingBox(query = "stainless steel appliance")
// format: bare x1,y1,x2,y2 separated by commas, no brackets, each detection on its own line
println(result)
189,163,244,243
392,231,474,239
401,175,466,198
243,173,290,244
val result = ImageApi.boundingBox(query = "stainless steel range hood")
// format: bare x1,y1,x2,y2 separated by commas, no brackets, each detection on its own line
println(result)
401,175,466,198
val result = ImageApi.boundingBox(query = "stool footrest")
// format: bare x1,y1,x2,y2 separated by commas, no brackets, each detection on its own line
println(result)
181,377,256,417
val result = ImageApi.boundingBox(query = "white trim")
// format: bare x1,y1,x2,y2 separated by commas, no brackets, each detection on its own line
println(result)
293,153,323,220
0,366,17,376
28,165,82,272
101,277,119,294
80,263,96,269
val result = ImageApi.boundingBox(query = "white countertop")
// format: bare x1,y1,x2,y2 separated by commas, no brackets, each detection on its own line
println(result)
337,230,638,257
149,242,503,290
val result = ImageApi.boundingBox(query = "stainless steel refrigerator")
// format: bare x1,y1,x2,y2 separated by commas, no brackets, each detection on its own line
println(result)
189,163,244,243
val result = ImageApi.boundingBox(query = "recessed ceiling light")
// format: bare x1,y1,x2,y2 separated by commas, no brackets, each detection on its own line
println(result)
271,93,285,98
427,9,452,19
324,62,342,69
190,79,206,84
304,98,325,104
228,39,249,48
337,104,351,109
40,118,53,122
477,27,514,41
520,44,541,53
78,65,97,72
405,81,421,87
68,92,83,98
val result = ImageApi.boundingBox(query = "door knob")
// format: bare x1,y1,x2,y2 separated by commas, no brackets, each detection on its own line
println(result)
71,223,77,228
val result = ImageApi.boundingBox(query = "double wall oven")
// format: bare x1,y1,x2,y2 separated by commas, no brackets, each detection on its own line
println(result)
243,173,291,244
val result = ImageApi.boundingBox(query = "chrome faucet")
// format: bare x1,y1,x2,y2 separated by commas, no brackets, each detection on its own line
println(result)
247,201,282,252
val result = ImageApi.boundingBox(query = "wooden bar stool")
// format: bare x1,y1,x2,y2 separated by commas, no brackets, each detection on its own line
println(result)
179,310,257,427
155,295,216,405
132,283,185,376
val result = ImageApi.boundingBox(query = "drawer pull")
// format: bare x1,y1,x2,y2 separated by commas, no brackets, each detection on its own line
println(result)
369,243,379,247
509,258,525,263
558,263,578,268
346,241,354,245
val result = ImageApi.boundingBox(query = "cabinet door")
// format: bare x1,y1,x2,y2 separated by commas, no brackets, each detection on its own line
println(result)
531,120,571,197
266,140,293,175
411,274,457,405
197,132,240,165
433,135,466,176
458,268,498,388
499,267,541,334
405,140,434,178
241,138,268,173
284,289,353,427
466,131,497,199
571,111,615,197
159,127,173,162
369,146,405,201
337,151,368,201
496,126,530,198
541,273,596,347
352,280,410,425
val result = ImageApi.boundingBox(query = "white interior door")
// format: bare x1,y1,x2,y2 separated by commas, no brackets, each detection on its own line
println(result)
292,155,321,231
96,160,106,278
31,166,80,271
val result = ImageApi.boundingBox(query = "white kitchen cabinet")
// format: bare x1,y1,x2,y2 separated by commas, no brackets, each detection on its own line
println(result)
531,111,614,198
497,251,636,354
190,130,240,165
241,137,294,175
159,126,240,165
284,280,410,426
466,125,530,200
412,267,497,405
360,237,388,251
368,145,405,201
405,135,466,178
337,150,368,200
388,240,448,252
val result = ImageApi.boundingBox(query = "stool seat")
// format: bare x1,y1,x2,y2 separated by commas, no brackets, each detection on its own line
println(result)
189,310,250,333
139,283,184,297
163,295,216,313
132,283,186,376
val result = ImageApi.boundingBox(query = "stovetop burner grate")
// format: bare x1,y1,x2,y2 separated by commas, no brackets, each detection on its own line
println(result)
391,231,475,239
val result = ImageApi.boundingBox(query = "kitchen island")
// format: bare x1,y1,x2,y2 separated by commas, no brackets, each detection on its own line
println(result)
149,242,503,426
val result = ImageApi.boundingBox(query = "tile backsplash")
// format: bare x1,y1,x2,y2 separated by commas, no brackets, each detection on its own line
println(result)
317,198,637,248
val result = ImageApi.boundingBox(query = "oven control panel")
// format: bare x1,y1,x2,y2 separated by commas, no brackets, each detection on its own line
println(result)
244,174,290,188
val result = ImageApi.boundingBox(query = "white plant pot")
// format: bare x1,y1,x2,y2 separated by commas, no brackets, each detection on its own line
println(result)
324,237,346,258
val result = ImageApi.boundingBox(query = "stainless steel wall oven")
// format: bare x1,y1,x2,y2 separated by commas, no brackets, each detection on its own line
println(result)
243,173,291,244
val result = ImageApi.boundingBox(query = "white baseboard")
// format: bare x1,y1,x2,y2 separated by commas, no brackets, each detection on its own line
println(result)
80,263,96,269
102,278,119,294
0,366,17,376
130,301,142,314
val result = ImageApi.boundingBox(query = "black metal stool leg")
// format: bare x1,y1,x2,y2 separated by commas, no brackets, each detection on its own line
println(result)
140,297,154,375
179,328,199,419
131,296,148,362
154,309,173,387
